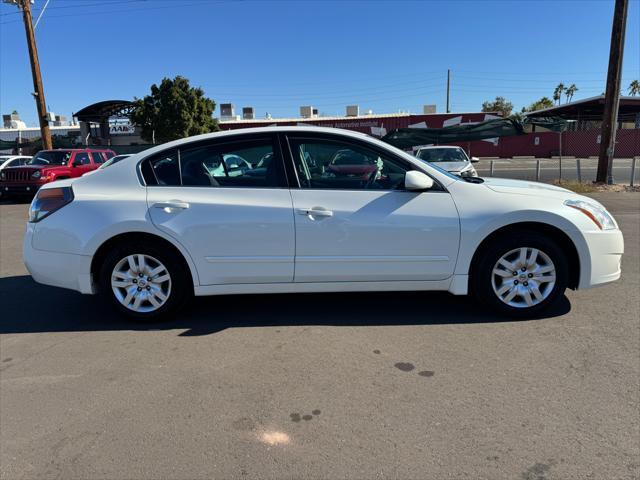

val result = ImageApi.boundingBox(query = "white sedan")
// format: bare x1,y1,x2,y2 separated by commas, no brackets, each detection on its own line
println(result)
0,155,31,172
23,126,623,321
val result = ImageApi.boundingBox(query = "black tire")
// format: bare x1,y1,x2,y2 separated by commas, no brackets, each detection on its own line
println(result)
472,231,568,318
98,241,191,321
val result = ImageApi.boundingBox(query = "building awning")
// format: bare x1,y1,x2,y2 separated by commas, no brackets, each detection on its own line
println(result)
525,95,640,121
73,100,135,123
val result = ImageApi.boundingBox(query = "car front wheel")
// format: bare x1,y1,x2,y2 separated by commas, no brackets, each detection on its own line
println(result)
99,244,190,321
472,231,568,317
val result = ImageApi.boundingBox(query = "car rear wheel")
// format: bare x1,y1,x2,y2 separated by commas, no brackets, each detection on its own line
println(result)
472,231,568,317
99,243,190,321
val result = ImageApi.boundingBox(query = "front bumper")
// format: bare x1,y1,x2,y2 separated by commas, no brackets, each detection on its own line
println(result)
578,227,624,289
23,223,94,294
0,182,44,196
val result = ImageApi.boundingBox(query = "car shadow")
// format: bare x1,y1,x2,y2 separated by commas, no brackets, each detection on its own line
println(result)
0,275,571,336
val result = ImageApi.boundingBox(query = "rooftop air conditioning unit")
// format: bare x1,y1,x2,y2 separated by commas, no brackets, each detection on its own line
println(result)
242,107,255,120
300,106,314,119
346,105,359,117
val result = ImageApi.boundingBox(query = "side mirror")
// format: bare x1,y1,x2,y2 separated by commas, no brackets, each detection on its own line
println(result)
470,156,480,163
405,170,434,191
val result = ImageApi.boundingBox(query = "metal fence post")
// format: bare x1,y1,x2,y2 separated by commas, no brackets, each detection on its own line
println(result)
490,160,494,177
631,157,637,187
559,131,562,181
536,159,541,182
577,158,582,183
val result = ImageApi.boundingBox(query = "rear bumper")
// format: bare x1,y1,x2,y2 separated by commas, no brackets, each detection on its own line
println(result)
23,223,94,294
578,228,624,289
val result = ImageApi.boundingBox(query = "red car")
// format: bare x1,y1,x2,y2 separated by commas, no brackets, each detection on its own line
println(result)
326,149,380,180
0,148,115,197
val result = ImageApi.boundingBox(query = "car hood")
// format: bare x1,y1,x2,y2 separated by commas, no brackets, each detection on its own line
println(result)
482,177,574,199
430,161,471,172
3,164,46,171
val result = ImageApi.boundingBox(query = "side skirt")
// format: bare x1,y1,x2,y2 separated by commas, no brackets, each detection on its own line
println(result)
194,277,467,296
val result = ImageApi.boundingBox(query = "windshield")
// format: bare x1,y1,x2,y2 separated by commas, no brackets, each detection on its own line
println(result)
417,148,468,163
27,151,71,166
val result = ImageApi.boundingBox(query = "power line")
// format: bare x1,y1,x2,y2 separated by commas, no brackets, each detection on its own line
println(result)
0,0,235,23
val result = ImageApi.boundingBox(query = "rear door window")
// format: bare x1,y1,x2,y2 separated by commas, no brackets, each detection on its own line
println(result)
142,136,286,188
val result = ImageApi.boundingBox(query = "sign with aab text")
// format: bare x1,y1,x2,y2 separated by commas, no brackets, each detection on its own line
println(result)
109,118,135,136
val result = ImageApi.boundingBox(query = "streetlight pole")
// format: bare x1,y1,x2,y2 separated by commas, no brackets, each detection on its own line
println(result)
6,0,52,150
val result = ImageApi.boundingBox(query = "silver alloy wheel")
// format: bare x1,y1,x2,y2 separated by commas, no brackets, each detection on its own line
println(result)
491,247,556,309
111,254,172,313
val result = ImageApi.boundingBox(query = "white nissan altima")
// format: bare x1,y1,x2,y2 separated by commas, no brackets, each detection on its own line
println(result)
23,126,623,320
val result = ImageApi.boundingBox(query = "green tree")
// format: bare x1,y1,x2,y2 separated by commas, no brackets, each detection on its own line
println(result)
565,84,578,103
628,80,640,96
553,83,565,105
130,76,219,144
481,96,513,117
524,96,554,112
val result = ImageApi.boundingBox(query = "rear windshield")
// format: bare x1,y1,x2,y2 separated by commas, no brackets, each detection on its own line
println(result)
27,151,72,166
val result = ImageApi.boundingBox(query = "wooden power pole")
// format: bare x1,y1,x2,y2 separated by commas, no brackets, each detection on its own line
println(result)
597,0,628,184
446,69,451,113
16,0,52,150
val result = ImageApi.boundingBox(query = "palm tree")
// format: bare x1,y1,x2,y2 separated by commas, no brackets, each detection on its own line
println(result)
565,84,578,103
628,80,640,96
553,83,565,105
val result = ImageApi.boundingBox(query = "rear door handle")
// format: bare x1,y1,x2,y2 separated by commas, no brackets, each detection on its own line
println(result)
152,201,190,212
296,207,333,218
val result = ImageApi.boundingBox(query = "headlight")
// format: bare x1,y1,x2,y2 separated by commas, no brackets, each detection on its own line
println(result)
0,172,5,180
28,186,74,223
31,170,41,179
565,199,617,230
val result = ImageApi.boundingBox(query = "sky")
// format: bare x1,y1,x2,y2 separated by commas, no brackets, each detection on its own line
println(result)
1,0,639,126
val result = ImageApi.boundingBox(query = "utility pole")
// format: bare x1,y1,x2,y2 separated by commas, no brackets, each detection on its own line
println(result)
8,0,52,149
597,0,628,184
446,69,451,113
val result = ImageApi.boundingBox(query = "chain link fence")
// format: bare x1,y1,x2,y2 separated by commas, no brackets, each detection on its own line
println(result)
476,126,639,186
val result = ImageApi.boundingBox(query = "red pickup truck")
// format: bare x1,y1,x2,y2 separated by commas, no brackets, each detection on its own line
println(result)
0,148,115,197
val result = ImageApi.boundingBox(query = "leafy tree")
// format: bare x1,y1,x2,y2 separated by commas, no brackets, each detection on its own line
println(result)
553,83,565,105
523,96,554,112
565,84,578,103
130,76,219,144
628,80,640,96
481,96,513,117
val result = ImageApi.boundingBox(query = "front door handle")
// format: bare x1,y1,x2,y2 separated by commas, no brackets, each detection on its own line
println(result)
152,201,190,212
296,207,333,218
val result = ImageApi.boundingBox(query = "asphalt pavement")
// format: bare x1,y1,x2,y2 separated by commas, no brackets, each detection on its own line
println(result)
1,193,639,480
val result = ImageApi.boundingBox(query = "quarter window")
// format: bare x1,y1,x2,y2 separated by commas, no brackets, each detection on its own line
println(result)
91,152,105,164
287,138,409,190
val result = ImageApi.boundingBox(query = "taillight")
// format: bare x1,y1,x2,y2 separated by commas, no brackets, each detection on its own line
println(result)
28,186,74,223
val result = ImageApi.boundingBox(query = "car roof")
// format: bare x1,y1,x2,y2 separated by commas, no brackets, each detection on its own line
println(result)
417,145,462,150
133,126,376,160
37,148,114,152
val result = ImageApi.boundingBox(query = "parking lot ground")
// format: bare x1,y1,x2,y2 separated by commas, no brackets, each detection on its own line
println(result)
1,193,639,480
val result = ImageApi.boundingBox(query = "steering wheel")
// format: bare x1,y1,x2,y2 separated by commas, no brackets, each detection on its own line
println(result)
364,168,381,189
